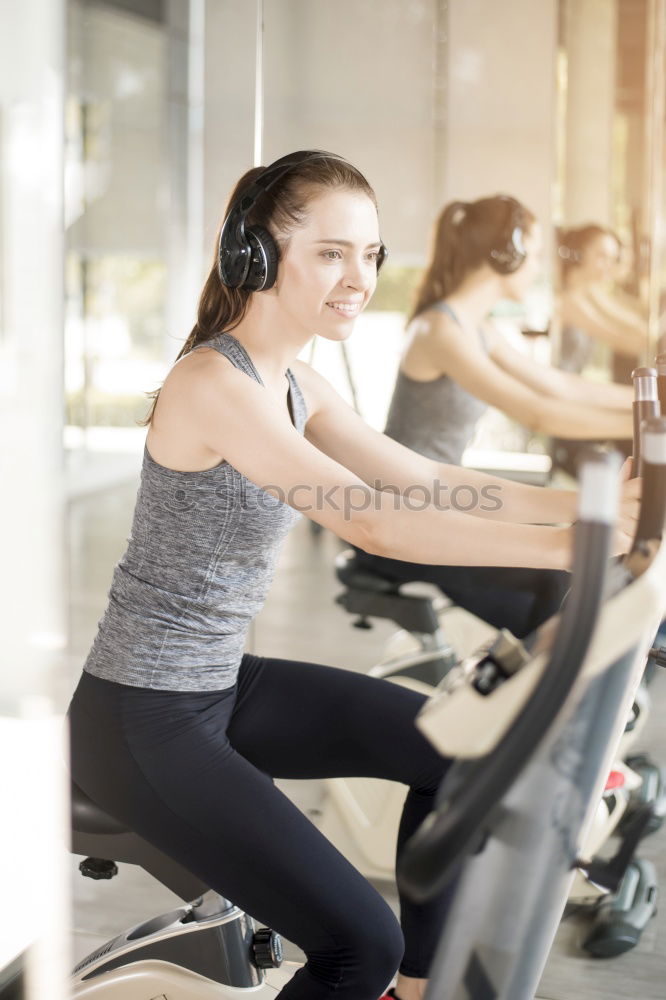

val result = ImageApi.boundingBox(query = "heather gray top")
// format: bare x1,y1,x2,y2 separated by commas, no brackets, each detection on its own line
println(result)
559,323,593,374
384,302,488,465
83,333,307,691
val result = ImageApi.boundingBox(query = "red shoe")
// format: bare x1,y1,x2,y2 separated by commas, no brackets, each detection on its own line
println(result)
378,990,399,999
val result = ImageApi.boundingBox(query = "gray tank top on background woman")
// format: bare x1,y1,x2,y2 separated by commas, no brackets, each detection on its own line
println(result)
83,333,307,692
559,323,593,374
384,302,488,465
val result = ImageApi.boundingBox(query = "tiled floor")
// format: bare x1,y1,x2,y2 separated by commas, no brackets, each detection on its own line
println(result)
65,480,666,998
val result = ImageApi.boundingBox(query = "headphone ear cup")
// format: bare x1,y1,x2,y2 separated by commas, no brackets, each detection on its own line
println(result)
217,208,252,288
489,231,527,274
489,248,525,274
489,202,527,274
244,225,279,291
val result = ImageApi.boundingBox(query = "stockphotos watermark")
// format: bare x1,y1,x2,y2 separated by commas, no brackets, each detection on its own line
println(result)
165,480,504,518
166,479,504,517
243,479,504,519
165,479,504,517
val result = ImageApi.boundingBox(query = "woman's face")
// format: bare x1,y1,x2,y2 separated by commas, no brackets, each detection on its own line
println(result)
502,221,542,301
274,188,382,340
579,232,620,283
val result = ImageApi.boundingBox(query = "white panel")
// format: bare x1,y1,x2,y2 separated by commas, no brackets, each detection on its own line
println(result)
262,0,442,262
0,0,67,700
0,1,69,995
446,0,558,251
562,0,617,225
203,0,258,256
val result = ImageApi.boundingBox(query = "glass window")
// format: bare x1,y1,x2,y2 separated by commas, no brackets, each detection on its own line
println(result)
65,0,169,455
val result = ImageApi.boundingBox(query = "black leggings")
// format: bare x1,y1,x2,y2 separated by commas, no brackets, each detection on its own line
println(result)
68,656,453,999
353,548,571,639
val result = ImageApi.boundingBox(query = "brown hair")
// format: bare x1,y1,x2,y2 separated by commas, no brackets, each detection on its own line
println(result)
409,194,536,323
140,151,377,424
556,224,620,285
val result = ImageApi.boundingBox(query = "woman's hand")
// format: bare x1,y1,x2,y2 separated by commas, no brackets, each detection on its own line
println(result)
616,456,641,554
612,522,636,558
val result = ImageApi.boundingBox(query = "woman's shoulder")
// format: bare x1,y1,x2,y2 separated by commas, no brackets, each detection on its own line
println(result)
153,342,244,430
423,299,457,319
167,338,237,387
417,301,473,348
147,346,236,472
410,301,463,339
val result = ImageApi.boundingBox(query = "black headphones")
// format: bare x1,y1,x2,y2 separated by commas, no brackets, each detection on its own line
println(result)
217,150,387,291
487,195,527,275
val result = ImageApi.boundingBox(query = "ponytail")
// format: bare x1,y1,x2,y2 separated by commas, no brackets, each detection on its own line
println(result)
408,194,535,325
409,201,468,323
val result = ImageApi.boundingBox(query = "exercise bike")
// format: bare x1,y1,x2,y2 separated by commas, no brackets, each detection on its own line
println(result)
69,783,294,997
323,370,666,957
399,422,666,998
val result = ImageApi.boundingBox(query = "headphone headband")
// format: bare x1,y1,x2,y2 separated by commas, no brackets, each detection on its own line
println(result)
218,150,387,291
237,150,342,206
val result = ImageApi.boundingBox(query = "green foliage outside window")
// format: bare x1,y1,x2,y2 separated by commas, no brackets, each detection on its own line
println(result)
369,264,421,314
66,389,152,428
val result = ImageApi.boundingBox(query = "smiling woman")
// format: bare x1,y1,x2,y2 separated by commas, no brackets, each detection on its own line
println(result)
66,150,640,1000
314,231,384,324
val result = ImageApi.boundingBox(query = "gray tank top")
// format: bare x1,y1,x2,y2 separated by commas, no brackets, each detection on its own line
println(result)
83,333,307,692
384,302,488,465
559,323,593,374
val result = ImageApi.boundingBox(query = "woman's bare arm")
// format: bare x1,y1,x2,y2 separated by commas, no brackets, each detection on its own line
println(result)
422,312,633,439
177,351,582,570
298,362,639,536
298,361,579,525
560,290,644,358
487,325,634,409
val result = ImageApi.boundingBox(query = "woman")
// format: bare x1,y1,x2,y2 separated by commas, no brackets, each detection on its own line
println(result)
67,155,638,1000
355,195,635,638
556,223,645,372
553,223,646,474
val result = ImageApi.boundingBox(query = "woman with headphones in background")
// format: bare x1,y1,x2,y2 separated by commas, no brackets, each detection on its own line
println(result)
551,223,646,475
353,195,636,639
66,154,639,1000
556,223,646,374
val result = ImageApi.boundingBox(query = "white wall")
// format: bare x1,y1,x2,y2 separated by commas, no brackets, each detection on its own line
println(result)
261,0,445,263
560,0,617,225
0,2,67,702
0,0,70,994
201,1,559,265
203,0,258,258
445,0,559,249
66,1,168,256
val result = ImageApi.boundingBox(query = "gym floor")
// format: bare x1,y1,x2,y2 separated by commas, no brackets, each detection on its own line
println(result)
64,481,666,1000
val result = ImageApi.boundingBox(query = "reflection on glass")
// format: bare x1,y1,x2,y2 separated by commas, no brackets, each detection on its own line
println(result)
556,0,666,381
645,0,666,357
65,255,166,435
65,0,169,454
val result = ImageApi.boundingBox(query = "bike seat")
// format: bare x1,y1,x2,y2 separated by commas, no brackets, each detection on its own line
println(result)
71,780,128,836
335,549,399,593
335,549,443,637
